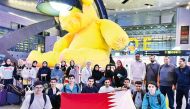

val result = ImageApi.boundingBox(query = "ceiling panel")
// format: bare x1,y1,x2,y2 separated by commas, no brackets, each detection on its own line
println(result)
0,0,189,14
104,0,190,13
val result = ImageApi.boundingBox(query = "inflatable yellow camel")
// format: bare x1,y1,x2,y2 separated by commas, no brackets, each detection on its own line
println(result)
27,0,129,67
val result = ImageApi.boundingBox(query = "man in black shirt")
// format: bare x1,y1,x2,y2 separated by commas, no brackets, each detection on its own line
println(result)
176,58,190,109
81,77,98,93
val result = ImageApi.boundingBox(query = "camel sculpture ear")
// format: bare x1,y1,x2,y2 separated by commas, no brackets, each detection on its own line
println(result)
81,0,94,6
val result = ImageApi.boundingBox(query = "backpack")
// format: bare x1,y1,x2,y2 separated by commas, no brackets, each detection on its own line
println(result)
132,91,145,101
29,93,47,109
63,84,79,93
146,94,161,109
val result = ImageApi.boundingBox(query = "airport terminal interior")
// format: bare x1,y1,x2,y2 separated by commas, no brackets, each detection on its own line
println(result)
0,0,190,109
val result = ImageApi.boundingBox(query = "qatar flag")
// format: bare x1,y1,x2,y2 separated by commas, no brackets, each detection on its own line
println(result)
61,91,136,109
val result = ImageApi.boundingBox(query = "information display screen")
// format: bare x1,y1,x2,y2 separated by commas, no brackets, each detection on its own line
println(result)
143,50,190,56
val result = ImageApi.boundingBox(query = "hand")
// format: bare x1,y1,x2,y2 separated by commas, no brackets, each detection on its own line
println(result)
157,82,160,88
56,92,62,95
121,87,127,91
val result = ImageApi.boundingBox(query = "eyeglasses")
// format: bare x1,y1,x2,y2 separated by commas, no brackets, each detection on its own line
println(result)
148,86,155,88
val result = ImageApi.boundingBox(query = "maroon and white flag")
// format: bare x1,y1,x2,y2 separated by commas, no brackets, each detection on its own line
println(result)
61,91,136,109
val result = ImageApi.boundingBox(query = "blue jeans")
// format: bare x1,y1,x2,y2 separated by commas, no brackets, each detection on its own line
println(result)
160,86,174,109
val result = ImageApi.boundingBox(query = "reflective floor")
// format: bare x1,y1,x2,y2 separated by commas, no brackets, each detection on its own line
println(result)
0,105,20,109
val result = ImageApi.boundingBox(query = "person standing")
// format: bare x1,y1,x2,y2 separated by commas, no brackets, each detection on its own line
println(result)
0,58,17,86
157,56,176,109
37,61,51,83
51,64,63,83
21,61,38,88
104,64,114,84
66,60,75,77
114,60,128,87
175,58,190,109
60,60,67,73
81,61,92,86
130,53,146,84
92,64,103,83
145,55,160,91
32,61,38,72
69,65,80,84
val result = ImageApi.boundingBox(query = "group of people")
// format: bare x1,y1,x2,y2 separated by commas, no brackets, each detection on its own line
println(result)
130,53,190,109
0,53,190,109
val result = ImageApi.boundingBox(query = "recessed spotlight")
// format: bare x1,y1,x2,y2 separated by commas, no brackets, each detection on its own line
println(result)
186,6,190,10
144,4,153,8
121,8,125,11
176,2,180,5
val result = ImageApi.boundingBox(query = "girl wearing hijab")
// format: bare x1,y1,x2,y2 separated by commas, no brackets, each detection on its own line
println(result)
92,64,103,83
0,58,17,86
114,60,128,87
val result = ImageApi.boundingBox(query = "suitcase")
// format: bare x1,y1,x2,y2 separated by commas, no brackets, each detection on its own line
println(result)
7,84,24,96
0,87,7,106
7,92,21,105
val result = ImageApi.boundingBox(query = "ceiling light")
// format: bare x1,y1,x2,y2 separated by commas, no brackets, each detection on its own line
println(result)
186,6,190,10
8,12,36,22
121,8,125,11
144,4,153,8
36,0,82,16
176,2,180,5
50,1,72,12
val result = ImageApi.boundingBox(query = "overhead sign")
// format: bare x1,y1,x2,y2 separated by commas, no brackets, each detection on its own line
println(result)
143,50,190,56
